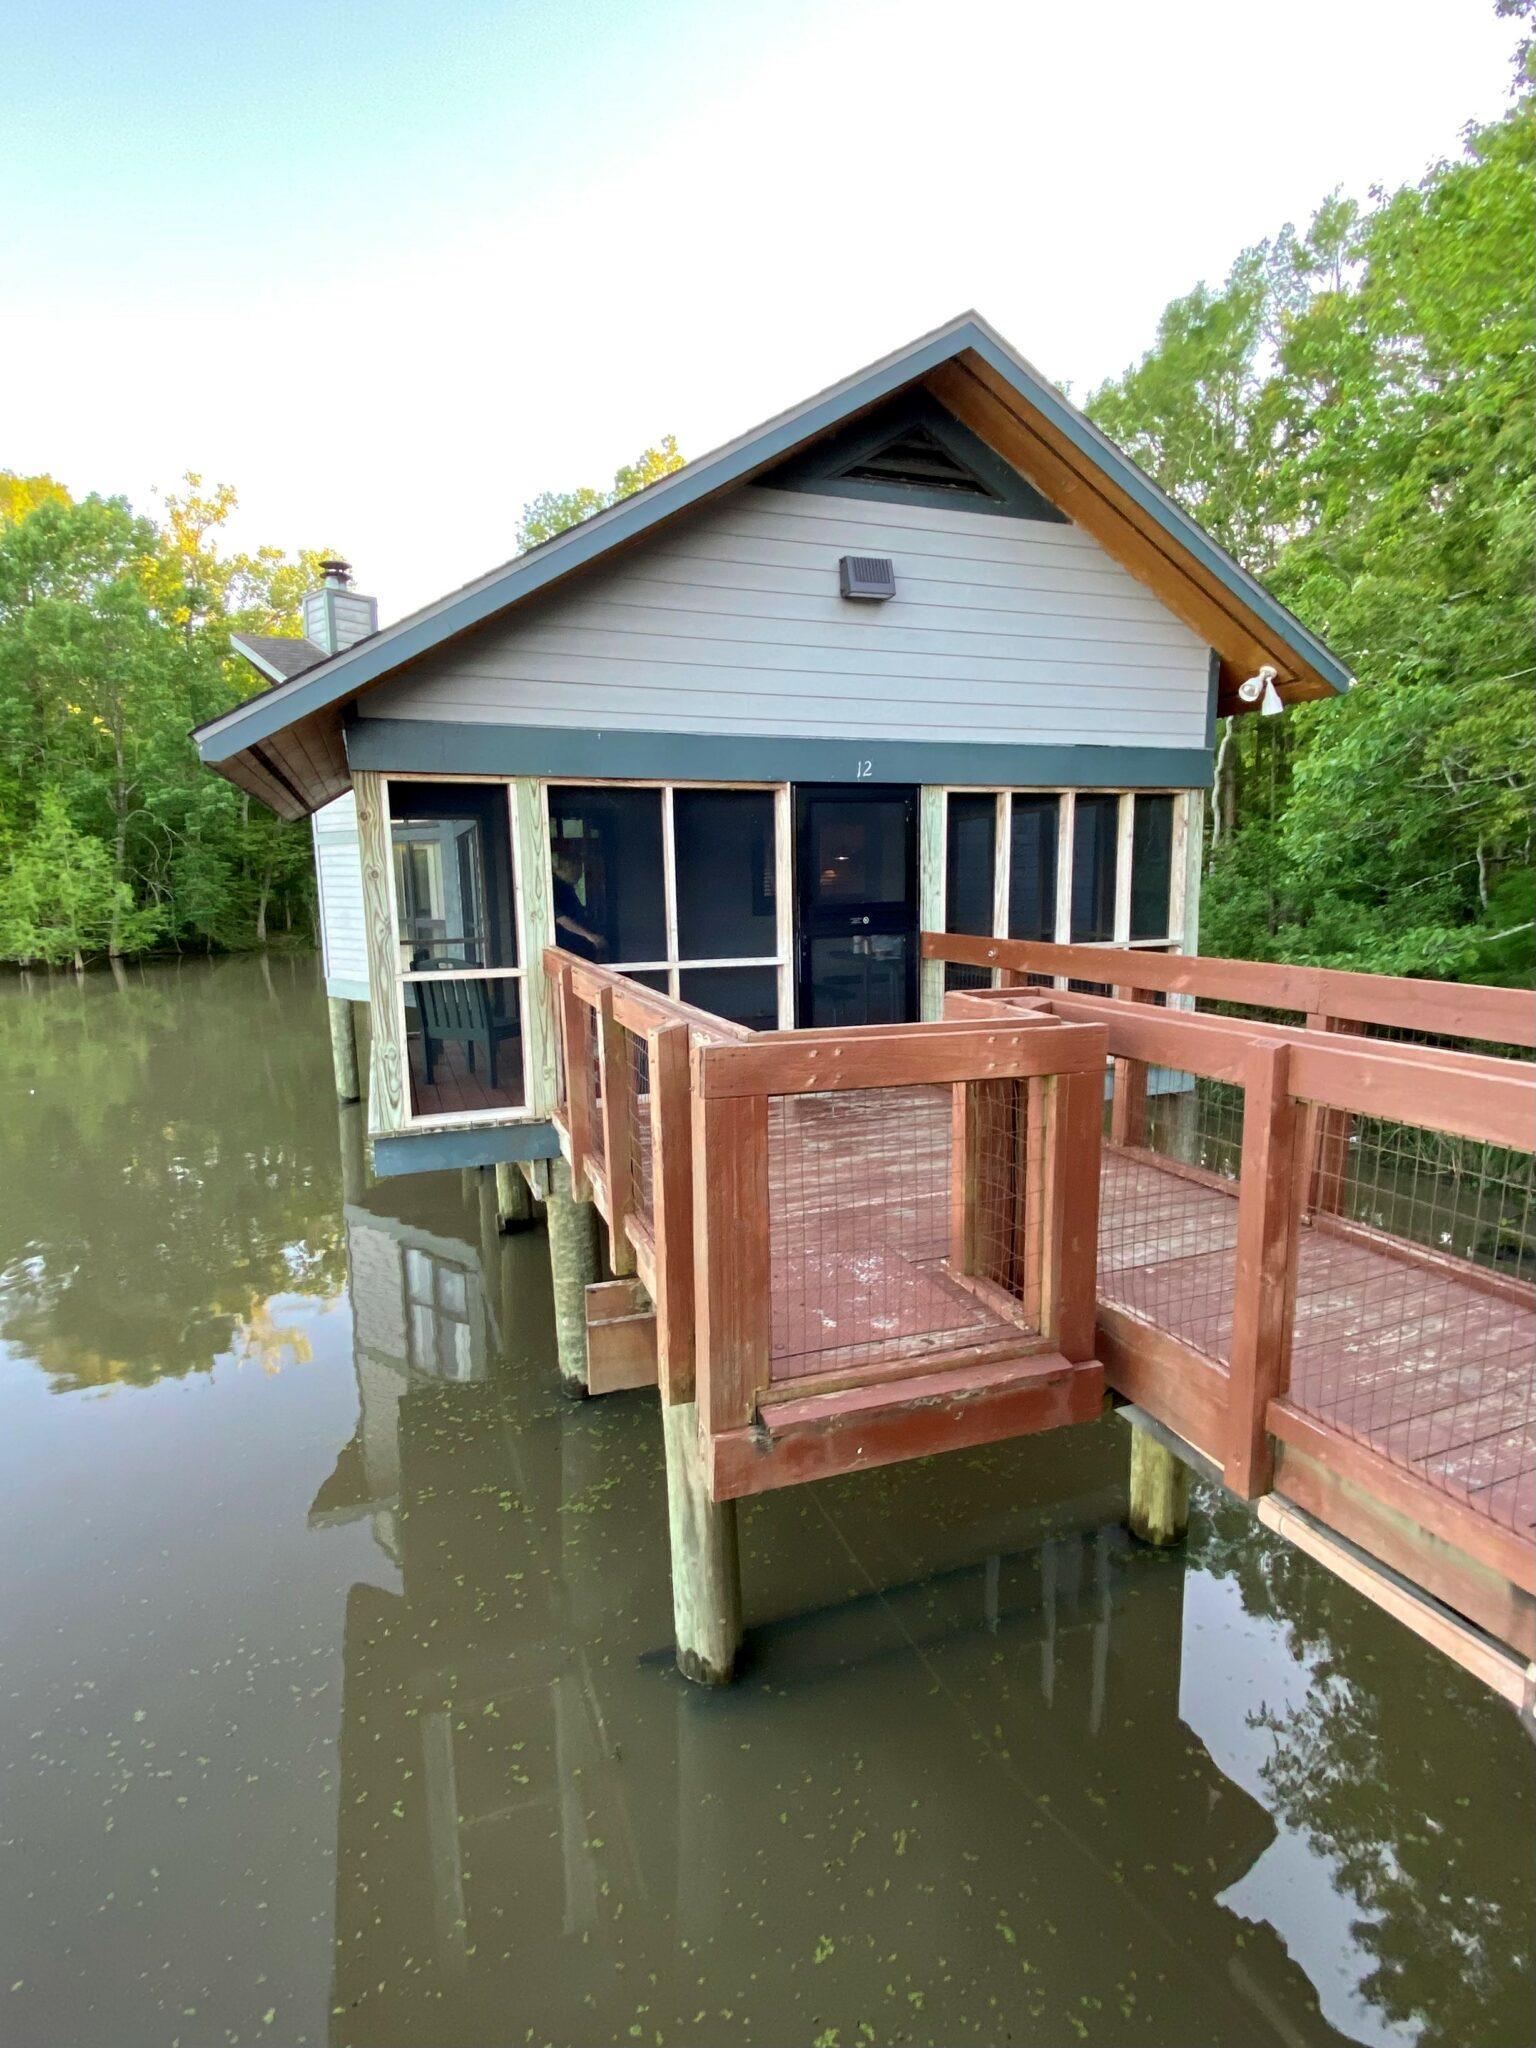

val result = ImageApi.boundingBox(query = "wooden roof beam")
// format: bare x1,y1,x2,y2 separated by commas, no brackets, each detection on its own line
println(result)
926,357,1339,709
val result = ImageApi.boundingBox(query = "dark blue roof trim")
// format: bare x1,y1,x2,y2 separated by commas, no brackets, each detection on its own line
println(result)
345,717,1215,792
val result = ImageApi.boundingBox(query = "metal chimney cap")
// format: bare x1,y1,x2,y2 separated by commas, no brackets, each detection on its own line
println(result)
319,557,353,587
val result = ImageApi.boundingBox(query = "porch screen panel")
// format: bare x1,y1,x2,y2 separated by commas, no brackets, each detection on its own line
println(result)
673,790,777,959
944,792,997,992
390,783,526,1119
1130,795,1175,941
546,786,666,966
1007,794,1059,941
390,782,516,971
678,965,780,1032
1070,794,1119,944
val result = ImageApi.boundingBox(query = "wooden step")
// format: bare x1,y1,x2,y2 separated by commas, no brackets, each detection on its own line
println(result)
708,1350,1105,1500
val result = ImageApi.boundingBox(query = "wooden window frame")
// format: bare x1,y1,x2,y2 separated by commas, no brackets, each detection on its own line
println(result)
380,773,536,1134
542,778,794,1028
932,785,1196,987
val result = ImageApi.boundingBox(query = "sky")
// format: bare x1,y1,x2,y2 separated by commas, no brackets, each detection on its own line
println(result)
0,0,1520,620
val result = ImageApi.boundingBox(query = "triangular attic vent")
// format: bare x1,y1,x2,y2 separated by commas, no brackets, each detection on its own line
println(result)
762,391,1067,523
841,426,999,500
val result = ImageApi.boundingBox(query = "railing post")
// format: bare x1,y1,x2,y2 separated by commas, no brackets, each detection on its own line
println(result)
597,988,637,1277
1305,1012,1354,1215
649,1021,696,1404
1224,1041,1303,1498
690,1056,772,1443
1039,1065,1103,1364
1109,986,1156,1148
559,967,596,1199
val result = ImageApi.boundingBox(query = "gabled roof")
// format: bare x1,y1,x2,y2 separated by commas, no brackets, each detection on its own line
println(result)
229,632,327,684
197,311,1354,817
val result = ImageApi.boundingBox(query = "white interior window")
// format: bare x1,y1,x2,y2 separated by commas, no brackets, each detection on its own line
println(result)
383,778,530,1127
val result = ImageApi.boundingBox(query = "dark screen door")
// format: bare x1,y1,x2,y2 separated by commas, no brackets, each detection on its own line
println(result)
795,785,918,1027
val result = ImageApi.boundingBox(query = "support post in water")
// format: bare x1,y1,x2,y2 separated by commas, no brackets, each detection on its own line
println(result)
327,996,361,1105
662,1400,742,1685
495,1161,535,1232
1128,1424,1190,1547
547,1158,601,1394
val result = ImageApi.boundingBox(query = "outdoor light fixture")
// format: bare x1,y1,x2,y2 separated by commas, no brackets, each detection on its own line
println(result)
1237,664,1285,716
838,554,896,601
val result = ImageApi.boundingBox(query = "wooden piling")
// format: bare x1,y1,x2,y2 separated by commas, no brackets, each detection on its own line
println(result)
662,1400,742,1685
1127,1423,1190,1546
547,1158,601,1395
327,996,361,1104
495,1161,535,1232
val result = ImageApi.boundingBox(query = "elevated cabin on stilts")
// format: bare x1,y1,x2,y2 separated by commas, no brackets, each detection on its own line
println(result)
197,313,1535,1706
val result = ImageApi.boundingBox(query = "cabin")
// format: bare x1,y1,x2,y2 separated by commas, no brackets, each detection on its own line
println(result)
198,313,1534,1707
206,313,1346,1169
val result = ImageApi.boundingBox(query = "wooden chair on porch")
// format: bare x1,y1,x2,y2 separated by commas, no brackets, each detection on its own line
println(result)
415,972,521,1090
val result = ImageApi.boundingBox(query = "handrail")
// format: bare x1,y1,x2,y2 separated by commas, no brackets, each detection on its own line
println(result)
547,947,754,1044
1004,988,1533,1144
539,949,1533,1629
922,931,1536,1049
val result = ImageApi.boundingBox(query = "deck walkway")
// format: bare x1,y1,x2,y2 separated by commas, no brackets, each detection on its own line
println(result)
1099,1148,1536,1537
768,1086,1533,1540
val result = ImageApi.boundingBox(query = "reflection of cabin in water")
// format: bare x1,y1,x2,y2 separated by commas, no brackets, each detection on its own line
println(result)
202,312,1348,1177
316,1158,1340,2047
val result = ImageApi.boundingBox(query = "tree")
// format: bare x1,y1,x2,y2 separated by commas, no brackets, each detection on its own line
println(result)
1087,57,1535,983
0,476,326,964
0,789,142,968
515,435,685,549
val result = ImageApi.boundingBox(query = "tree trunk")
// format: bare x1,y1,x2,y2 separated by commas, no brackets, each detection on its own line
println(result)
108,720,130,959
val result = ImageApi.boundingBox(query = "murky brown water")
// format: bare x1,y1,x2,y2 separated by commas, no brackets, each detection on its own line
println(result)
1,956,1531,2048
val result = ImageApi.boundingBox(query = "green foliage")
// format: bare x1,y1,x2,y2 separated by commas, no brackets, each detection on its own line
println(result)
515,434,684,549
0,472,327,964
1088,70,1535,984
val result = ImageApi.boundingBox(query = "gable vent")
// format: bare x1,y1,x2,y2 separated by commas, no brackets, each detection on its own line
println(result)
843,427,998,500
839,554,896,602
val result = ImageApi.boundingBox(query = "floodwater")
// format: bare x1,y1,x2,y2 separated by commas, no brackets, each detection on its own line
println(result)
1,957,1530,2048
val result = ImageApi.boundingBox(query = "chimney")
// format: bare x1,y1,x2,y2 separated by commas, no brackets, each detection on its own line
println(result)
303,558,378,657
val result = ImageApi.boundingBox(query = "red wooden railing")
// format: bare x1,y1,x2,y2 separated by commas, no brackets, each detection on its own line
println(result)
546,948,1110,1497
928,935,1536,1661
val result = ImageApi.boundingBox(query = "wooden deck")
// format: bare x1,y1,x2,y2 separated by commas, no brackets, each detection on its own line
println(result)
768,1086,1535,1540
406,1035,527,1119
767,1086,1023,1383
544,938,1535,1678
1097,1147,1535,1536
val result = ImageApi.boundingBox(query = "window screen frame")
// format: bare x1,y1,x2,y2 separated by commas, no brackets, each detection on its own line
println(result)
543,779,793,1028
933,786,1192,985
379,774,534,1133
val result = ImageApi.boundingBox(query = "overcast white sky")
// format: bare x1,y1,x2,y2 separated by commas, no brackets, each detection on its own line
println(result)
0,0,1518,619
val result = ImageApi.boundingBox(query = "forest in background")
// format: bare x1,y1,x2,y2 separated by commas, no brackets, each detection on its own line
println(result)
1087,30,1532,983
0,22,1528,979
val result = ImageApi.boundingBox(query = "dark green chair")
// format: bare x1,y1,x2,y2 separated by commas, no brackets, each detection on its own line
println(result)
415,973,521,1091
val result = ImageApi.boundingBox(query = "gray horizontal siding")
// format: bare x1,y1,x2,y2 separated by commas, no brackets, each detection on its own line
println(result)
366,485,1212,751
